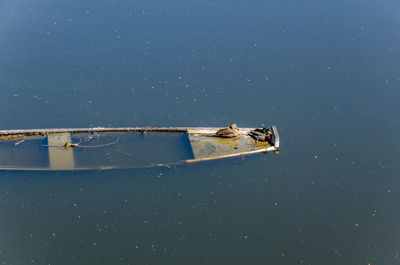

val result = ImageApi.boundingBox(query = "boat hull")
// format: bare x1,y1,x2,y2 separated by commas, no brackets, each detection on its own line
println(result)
0,126,279,170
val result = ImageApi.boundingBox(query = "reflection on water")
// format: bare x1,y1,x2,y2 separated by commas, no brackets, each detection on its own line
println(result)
1,0,400,264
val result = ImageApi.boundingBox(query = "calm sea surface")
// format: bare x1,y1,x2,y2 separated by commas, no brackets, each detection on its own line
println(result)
1,0,400,264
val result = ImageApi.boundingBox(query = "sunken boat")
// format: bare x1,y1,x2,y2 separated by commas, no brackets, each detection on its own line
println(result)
0,125,279,170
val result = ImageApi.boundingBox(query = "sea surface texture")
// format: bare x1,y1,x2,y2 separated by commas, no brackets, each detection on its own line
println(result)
1,0,400,264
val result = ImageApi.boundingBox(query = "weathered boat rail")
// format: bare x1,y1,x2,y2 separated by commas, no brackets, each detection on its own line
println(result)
0,127,256,137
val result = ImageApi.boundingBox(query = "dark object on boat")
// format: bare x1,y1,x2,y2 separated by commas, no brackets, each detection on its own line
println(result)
0,125,279,171
215,123,239,138
249,128,273,142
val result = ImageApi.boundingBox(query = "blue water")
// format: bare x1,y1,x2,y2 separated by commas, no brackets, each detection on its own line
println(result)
1,0,400,264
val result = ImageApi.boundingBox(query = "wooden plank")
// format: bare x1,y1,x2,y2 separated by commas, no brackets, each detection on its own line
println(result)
186,146,277,163
47,134,75,170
